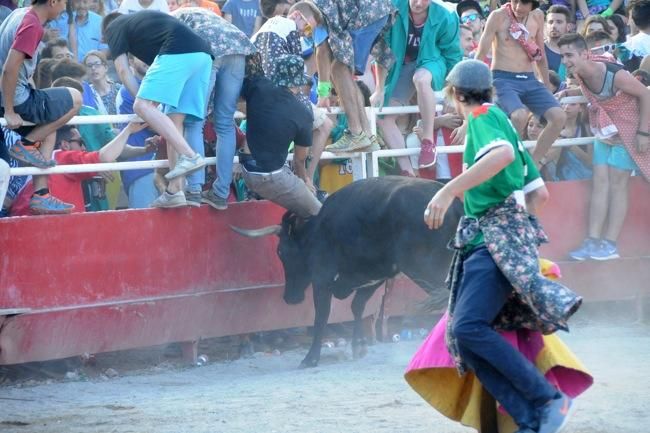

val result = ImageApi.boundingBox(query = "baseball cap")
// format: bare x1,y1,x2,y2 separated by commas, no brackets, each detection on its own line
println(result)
446,59,493,90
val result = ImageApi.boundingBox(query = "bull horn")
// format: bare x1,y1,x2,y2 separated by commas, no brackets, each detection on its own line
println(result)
230,224,282,237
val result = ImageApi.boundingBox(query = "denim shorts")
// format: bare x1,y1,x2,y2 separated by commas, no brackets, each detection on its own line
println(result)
138,52,212,120
349,15,389,75
592,139,638,171
4,87,74,137
493,70,560,120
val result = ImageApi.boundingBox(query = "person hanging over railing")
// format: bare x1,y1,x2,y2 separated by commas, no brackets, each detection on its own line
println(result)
289,0,393,153
557,33,650,261
101,10,211,208
0,0,83,214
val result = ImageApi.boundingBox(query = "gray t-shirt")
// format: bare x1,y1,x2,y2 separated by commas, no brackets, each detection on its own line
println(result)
0,8,38,107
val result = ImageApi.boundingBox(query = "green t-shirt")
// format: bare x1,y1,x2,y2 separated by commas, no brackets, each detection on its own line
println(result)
463,104,541,248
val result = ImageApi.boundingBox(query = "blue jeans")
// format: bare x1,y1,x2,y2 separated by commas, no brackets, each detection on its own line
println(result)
184,117,206,193
452,246,557,430
127,172,158,209
210,55,245,199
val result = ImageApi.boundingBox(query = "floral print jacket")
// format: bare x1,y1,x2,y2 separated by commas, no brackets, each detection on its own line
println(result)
445,196,583,374
173,7,256,58
312,0,395,70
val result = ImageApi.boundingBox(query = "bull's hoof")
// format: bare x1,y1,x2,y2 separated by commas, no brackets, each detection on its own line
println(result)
352,344,368,360
299,358,319,369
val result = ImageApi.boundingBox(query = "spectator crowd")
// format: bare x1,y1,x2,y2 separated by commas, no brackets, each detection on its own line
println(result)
0,0,649,261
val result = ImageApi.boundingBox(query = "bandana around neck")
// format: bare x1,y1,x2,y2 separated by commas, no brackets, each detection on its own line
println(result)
503,3,542,62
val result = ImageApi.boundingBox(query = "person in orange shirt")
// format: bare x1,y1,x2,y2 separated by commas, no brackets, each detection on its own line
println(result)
169,0,222,14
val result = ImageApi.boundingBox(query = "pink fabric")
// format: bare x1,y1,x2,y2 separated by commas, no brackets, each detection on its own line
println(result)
577,61,650,180
406,313,593,399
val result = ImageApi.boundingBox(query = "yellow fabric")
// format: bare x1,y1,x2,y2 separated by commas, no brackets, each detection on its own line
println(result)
105,173,122,210
319,162,353,194
404,333,591,433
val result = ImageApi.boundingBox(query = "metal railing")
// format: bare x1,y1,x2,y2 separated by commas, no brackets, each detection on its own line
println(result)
1,95,592,186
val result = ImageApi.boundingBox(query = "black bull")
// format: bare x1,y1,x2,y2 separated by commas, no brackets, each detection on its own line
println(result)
232,176,463,368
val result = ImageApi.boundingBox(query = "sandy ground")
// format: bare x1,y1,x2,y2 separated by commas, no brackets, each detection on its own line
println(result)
1,312,649,433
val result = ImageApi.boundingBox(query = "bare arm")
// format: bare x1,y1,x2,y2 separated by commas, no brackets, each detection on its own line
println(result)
475,11,500,62
425,145,515,229
99,122,148,162
253,16,262,34
1,50,24,111
615,70,650,151
113,53,140,98
533,12,550,87
293,145,310,184
369,64,387,109
576,0,589,18
316,42,332,85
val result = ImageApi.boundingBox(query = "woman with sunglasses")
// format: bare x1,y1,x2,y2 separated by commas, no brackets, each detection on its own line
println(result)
83,50,120,116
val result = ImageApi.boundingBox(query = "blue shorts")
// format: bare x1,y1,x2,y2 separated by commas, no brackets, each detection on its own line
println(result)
350,16,388,75
592,139,638,171
2,87,74,137
493,70,560,120
138,52,212,120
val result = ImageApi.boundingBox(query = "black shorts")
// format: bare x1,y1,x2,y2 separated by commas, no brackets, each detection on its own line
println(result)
1,87,74,137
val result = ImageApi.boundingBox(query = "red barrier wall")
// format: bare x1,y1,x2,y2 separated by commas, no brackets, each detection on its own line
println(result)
1,178,648,364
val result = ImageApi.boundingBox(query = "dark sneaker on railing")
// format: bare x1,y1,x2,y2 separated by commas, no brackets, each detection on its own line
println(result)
185,190,202,207
30,194,74,215
9,141,56,169
201,189,228,210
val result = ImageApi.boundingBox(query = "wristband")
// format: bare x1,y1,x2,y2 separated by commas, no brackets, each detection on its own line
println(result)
637,130,650,137
317,81,332,98
600,7,614,17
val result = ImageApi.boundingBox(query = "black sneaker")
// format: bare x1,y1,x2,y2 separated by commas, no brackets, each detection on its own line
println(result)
201,189,228,210
185,190,202,208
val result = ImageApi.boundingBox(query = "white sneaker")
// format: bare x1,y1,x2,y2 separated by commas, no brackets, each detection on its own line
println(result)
150,190,187,208
165,154,206,180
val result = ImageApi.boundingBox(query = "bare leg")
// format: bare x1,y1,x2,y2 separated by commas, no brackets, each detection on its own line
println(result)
307,116,333,184
376,114,414,175
133,98,195,157
32,132,56,191
510,108,529,138
603,166,632,242
331,61,366,135
413,69,435,142
532,107,566,162
588,165,609,238
166,113,186,193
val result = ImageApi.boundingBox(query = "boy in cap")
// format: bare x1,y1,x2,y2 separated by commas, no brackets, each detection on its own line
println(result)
423,59,581,433
239,54,322,217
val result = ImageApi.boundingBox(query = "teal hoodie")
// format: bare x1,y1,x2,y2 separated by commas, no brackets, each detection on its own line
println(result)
382,0,463,104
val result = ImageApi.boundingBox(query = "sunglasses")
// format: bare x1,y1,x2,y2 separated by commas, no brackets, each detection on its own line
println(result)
69,138,86,148
461,13,480,23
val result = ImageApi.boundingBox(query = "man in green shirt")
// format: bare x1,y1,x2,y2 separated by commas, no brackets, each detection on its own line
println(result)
423,59,577,433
